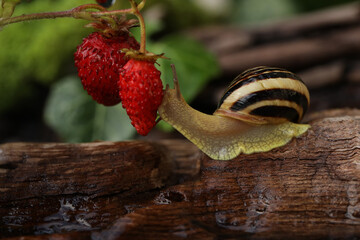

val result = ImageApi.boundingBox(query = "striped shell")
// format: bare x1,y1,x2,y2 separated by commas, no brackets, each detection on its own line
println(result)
214,66,310,124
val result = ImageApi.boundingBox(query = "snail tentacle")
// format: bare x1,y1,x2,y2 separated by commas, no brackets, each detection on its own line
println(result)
170,64,182,100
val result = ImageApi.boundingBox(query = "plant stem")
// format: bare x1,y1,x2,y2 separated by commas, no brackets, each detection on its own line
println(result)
0,10,74,26
0,1,146,27
129,0,146,53
0,4,103,26
91,8,133,17
91,0,146,17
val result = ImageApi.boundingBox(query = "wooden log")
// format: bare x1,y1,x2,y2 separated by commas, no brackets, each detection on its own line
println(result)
0,110,359,239
217,25,360,75
0,140,199,237
189,3,360,48
0,140,200,202
94,112,360,239
0,141,172,202
188,3,360,80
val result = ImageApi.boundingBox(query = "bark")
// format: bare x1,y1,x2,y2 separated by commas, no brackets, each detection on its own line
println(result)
1,109,360,239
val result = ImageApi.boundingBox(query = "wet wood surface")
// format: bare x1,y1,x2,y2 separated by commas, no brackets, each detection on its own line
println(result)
0,141,172,202
0,109,360,239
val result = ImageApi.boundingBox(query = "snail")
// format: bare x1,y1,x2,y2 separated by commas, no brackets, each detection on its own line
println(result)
158,65,310,160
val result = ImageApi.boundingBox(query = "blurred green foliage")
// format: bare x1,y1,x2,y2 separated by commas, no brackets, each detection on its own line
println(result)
44,76,134,142
1,0,358,142
0,0,91,113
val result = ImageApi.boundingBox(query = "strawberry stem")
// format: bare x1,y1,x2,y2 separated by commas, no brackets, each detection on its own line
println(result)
128,0,147,53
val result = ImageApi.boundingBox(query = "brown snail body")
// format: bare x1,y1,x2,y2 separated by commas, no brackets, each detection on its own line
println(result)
158,66,310,160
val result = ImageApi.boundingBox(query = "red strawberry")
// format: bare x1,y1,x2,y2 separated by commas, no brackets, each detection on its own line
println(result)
119,59,164,135
74,32,139,106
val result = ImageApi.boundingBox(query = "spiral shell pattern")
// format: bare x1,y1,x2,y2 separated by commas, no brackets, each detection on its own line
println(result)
215,66,310,124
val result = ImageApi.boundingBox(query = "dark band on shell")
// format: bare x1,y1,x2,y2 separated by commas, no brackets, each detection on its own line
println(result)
216,66,310,123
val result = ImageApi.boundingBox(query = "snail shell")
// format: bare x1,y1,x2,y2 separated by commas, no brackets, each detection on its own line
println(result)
158,66,310,160
215,66,310,125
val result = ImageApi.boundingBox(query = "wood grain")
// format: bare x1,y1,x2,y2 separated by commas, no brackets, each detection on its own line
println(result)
96,114,360,239
0,111,359,239
0,141,171,202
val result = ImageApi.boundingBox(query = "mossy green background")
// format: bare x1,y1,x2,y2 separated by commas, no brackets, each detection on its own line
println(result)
0,0,92,113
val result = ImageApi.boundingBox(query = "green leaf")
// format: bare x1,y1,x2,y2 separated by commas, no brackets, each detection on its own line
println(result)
149,34,220,131
44,75,135,142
